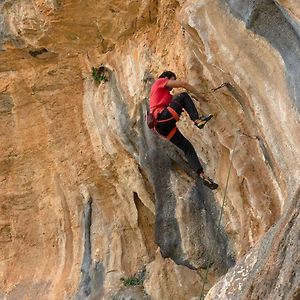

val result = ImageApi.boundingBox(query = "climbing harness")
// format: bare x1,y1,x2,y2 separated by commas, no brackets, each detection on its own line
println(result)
147,103,181,140
156,106,180,140
166,106,180,122
199,131,239,300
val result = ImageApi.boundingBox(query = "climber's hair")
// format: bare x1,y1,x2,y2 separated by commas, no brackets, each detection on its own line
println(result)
158,71,177,80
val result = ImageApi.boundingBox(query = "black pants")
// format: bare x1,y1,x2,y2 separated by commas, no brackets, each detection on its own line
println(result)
155,92,203,174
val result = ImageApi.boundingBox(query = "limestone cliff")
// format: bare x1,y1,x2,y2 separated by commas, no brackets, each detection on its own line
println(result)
0,0,299,299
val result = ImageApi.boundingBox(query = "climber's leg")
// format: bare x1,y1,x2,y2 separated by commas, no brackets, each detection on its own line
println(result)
169,128,204,175
169,92,213,129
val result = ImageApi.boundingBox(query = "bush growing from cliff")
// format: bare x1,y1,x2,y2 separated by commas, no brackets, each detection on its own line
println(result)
92,66,108,83
120,276,144,286
120,266,146,287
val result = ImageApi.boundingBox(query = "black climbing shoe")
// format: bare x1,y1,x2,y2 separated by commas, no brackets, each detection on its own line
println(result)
199,260,214,270
195,114,213,129
201,176,218,190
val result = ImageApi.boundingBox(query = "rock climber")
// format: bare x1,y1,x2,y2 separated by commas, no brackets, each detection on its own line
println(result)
149,71,218,190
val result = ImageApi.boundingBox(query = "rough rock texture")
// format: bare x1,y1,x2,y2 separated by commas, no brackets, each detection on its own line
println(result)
0,0,299,299
144,249,203,300
206,187,300,300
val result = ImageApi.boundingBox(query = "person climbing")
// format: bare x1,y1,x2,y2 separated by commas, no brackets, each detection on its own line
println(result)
149,71,218,190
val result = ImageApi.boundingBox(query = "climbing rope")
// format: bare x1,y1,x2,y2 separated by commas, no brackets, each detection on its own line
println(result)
209,82,238,128
193,82,242,298
198,130,239,300
211,82,229,92
192,82,236,129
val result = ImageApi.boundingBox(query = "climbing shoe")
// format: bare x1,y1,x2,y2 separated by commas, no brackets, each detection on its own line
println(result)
195,114,213,129
201,175,218,190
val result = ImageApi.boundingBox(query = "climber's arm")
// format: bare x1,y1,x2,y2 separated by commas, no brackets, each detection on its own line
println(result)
166,80,206,102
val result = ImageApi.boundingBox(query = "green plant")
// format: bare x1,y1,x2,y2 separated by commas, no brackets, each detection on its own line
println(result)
120,276,144,287
92,66,108,83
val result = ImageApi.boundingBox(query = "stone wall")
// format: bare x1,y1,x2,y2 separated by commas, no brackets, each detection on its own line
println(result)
0,0,299,299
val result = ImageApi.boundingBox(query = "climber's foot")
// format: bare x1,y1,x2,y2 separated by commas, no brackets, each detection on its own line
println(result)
199,260,215,270
199,173,218,190
195,114,213,129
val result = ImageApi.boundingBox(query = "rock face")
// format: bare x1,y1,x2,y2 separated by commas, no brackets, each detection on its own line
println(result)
0,0,299,299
